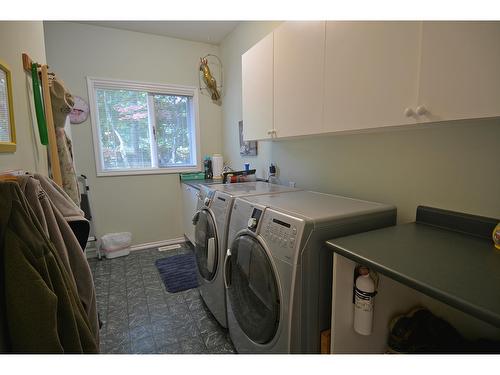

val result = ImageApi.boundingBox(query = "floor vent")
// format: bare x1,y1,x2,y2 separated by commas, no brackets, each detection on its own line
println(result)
158,244,183,252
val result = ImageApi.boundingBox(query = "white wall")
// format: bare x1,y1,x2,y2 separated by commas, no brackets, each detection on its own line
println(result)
44,22,222,245
0,21,48,174
220,22,500,222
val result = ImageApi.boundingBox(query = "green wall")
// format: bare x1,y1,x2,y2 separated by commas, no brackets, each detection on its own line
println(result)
44,22,223,245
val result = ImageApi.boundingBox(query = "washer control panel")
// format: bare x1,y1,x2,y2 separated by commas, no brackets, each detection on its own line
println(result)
211,192,230,231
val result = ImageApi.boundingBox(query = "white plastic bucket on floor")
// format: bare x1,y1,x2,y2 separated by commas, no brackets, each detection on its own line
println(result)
100,232,132,259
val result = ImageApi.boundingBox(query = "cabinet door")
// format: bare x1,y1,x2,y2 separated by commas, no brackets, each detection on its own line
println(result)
274,21,325,138
324,21,421,133
181,184,199,244
242,32,274,141
418,21,500,122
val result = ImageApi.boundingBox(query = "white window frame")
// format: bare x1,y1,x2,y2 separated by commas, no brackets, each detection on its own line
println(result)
87,77,201,177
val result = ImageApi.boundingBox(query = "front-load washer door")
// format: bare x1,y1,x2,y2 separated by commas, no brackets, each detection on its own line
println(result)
227,235,280,345
194,209,218,281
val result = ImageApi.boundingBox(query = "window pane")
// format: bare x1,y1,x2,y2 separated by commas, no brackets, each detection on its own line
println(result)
95,88,152,170
153,94,193,167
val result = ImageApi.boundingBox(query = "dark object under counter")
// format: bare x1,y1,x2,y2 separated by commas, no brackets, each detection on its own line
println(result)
326,206,500,328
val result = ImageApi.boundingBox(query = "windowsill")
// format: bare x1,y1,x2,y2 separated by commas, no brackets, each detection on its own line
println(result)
96,166,200,177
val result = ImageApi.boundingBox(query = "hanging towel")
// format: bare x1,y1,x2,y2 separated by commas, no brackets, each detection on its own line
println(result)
49,77,80,206
0,182,98,353
17,175,99,347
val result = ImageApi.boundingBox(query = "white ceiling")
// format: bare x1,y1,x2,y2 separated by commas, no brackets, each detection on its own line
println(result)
77,21,240,45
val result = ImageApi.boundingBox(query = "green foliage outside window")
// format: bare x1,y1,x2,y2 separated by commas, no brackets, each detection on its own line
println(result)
95,88,193,170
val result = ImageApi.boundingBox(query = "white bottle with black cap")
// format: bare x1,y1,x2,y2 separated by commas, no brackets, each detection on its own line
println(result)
353,267,376,335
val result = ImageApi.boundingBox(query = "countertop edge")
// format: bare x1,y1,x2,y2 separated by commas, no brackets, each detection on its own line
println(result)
326,240,500,329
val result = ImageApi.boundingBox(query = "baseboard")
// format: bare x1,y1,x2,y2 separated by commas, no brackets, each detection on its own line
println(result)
85,237,186,259
129,238,186,252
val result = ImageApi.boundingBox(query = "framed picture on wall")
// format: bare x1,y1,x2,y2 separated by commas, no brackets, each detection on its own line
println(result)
239,120,257,156
0,60,16,152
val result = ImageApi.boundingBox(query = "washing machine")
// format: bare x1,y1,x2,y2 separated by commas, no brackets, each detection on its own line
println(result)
192,181,299,328
224,190,397,353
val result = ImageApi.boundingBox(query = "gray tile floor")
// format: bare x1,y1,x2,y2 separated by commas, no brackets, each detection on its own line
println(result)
88,244,235,354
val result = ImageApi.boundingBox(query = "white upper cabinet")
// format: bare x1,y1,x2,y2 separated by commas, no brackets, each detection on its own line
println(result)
242,32,274,141
241,21,500,141
417,21,500,123
274,21,325,138
323,21,421,133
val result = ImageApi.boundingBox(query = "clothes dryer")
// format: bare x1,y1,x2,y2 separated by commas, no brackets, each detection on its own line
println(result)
224,191,396,353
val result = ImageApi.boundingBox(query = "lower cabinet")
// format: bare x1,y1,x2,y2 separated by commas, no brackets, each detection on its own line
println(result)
181,184,199,244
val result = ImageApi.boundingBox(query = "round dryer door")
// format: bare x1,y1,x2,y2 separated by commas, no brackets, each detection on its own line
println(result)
194,209,218,281
227,234,280,345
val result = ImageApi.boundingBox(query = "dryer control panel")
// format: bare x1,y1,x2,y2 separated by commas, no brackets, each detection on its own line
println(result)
260,210,304,264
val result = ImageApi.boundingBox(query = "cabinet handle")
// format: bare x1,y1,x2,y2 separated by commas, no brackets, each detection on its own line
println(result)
404,107,415,117
267,129,276,137
416,105,427,116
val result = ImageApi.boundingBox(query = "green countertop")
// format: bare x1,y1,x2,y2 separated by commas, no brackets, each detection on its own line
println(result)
326,223,500,328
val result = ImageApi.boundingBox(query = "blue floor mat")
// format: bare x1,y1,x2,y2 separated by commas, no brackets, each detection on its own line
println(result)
155,253,199,293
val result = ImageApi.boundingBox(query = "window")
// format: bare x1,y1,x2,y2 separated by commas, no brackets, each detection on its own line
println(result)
87,77,200,176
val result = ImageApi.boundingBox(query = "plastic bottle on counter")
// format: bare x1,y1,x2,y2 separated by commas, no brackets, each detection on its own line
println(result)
212,154,223,180
203,156,213,179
